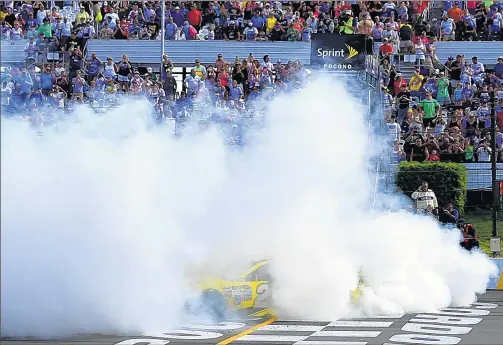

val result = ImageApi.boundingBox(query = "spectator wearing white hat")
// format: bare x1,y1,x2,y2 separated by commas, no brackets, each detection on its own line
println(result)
223,20,240,40
243,21,258,40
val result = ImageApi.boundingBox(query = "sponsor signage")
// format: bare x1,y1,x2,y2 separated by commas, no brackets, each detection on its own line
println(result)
495,180,503,211
311,34,366,71
487,258,503,290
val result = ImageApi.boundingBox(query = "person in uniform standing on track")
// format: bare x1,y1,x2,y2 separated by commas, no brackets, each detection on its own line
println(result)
411,181,438,214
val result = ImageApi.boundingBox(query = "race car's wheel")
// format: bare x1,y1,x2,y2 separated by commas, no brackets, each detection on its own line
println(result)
200,290,227,322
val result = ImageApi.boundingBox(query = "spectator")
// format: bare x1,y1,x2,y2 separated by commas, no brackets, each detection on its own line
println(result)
398,19,413,53
37,16,51,38
244,21,258,40
182,20,198,40
72,70,87,100
229,79,244,101
387,115,401,141
448,3,463,24
223,20,240,40
193,59,206,79
39,65,55,96
477,140,493,162
418,92,441,128
440,14,456,41
171,6,185,28
396,84,412,122
457,220,479,251
65,31,81,52
411,181,438,214
103,56,118,80
439,202,460,224
59,17,73,47
187,4,202,31
1,80,13,108
75,5,90,24
379,37,394,61
69,48,84,80
495,57,503,80
165,16,178,40
184,69,201,95
87,52,102,82
24,35,37,59
410,137,429,162
117,54,133,92
436,72,451,104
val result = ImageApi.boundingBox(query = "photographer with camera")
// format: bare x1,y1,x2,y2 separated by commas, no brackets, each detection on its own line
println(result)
49,85,66,109
438,202,460,224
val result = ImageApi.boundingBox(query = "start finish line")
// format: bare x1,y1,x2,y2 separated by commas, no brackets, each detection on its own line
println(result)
112,301,501,345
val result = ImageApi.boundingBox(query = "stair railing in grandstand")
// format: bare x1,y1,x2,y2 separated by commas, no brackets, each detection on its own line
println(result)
376,52,452,77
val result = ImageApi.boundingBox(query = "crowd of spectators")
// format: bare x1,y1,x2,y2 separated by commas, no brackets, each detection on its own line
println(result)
1,50,309,146
0,0,430,121
2,1,502,44
1,1,502,149
0,0,434,44
1,2,501,244
384,53,503,164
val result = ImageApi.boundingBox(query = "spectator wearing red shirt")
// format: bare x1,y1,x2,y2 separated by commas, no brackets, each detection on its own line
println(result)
413,33,430,45
393,73,408,96
187,4,202,31
447,3,463,23
340,1,353,13
466,0,478,15
379,38,394,61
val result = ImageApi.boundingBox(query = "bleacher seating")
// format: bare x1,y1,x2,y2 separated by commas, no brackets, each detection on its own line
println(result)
1,40,28,65
435,42,503,67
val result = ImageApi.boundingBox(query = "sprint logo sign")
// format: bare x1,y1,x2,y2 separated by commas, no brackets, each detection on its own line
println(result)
311,34,365,71
345,44,359,59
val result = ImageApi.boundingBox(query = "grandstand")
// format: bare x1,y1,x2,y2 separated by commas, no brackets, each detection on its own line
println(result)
1,1,502,216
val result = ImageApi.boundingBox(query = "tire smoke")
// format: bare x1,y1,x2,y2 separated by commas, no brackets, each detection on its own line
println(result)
1,76,498,337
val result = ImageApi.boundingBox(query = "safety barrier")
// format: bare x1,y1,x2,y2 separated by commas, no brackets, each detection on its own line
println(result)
86,40,311,66
488,258,503,290
373,41,503,67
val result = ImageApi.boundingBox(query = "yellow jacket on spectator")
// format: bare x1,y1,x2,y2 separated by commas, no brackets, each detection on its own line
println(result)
0,9,7,21
339,17,354,34
409,74,424,92
75,11,90,24
266,16,277,33
399,23,413,32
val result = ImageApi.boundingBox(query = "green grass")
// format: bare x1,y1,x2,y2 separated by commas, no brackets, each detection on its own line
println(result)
464,214,501,257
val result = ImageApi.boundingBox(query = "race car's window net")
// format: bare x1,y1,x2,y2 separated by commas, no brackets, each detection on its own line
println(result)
246,265,270,282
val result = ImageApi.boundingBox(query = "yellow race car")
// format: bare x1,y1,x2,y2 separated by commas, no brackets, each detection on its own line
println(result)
187,260,364,320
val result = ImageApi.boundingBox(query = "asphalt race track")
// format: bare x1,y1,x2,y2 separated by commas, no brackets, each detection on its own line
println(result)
2,291,502,345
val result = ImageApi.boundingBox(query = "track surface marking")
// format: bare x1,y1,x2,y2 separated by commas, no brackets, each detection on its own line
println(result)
2,291,502,345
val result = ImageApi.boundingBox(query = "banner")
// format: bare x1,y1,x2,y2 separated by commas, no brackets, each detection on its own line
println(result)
487,258,503,290
310,34,366,71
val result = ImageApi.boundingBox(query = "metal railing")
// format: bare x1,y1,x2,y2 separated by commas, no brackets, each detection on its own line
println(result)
376,52,452,77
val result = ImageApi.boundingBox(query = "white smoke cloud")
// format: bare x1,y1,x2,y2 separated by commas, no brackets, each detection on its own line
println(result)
1,75,498,338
